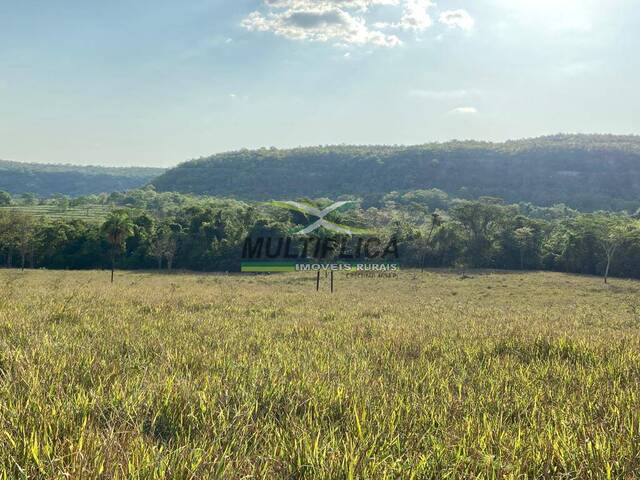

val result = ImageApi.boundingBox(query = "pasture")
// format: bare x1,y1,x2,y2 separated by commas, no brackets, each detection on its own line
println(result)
0,204,112,222
0,269,639,478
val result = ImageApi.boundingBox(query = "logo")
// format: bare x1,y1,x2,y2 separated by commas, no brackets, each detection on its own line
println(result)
240,198,400,273
271,200,373,235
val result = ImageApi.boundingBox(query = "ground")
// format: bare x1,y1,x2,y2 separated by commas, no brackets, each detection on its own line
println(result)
1,269,639,479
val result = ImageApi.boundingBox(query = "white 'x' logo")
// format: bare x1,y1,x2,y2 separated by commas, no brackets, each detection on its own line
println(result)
281,201,355,235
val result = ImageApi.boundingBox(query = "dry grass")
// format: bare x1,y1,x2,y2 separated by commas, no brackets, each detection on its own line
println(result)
1,269,640,478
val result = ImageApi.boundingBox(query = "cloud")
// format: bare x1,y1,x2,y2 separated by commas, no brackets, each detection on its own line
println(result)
439,9,475,31
242,8,401,47
449,106,478,115
242,1,472,47
371,0,434,31
400,0,434,31
264,0,399,10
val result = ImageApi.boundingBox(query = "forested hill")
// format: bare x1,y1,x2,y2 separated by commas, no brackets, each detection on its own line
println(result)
152,134,640,211
0,159,165,197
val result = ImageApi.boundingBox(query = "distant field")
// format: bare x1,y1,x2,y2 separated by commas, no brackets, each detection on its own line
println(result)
0,204,113,221
1,269,639,478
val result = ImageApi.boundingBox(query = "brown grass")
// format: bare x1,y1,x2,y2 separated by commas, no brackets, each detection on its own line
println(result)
0,269,639,478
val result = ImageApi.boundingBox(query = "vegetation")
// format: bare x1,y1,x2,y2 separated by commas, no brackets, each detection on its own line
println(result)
101,212,134,283
3,136,640,477
0,159,164,197
1,192,639,282
1,269,639,477
152,134,640,212
6,133,640,211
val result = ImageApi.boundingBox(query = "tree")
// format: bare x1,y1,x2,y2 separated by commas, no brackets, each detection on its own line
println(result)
148,235,166,270
421,213,443,272
14,213,36,271
101,212,133,283
514,227,534,270
0,211,16,267
598,221,633,284
430,221,465,268
0,191,11,206
545,215,635,283
601,231,621,284
20,193,37,206
450,199,515,268
164,237,177,271
53,194,70,211
148,224,178,271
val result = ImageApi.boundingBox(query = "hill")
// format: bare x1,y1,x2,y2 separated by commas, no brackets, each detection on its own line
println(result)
0,159,164,197
152,134,640,211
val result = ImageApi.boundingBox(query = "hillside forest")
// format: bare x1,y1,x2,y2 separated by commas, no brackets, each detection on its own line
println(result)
0,159,163,197
152,134,640,212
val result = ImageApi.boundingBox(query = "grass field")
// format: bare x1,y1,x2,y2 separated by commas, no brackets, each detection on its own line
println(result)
0,204,113,222
1,269,640,478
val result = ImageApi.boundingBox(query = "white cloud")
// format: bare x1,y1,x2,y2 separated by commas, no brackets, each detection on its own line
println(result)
371,0,434,31
242,0,472,47
449,106,478,115
264,0,399,10
439,9,475,31
242,7,401,47
400,0,434,31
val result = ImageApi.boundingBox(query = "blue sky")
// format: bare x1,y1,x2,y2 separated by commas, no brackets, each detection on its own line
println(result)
1,0,638,167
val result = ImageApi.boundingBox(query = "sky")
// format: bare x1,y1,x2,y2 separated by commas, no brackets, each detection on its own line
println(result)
1,0,639,167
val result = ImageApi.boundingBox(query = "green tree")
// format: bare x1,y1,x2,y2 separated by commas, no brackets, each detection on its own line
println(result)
450,199,515,267
20,192,37,206
148,222,178,271
0,211,16,266
0,191,11,206
597,220,639,284
421,213,443,272
514,227,534,270
101,212,133,283
53,194,70,211
14,213,36,271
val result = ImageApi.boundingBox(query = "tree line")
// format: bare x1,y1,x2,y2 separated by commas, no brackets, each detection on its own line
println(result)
1,195,639,282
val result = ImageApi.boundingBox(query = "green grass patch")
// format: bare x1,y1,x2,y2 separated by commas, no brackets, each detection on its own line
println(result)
0,269,639,478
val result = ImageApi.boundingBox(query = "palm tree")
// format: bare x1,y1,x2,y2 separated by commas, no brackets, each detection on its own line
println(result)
101,212,133,283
